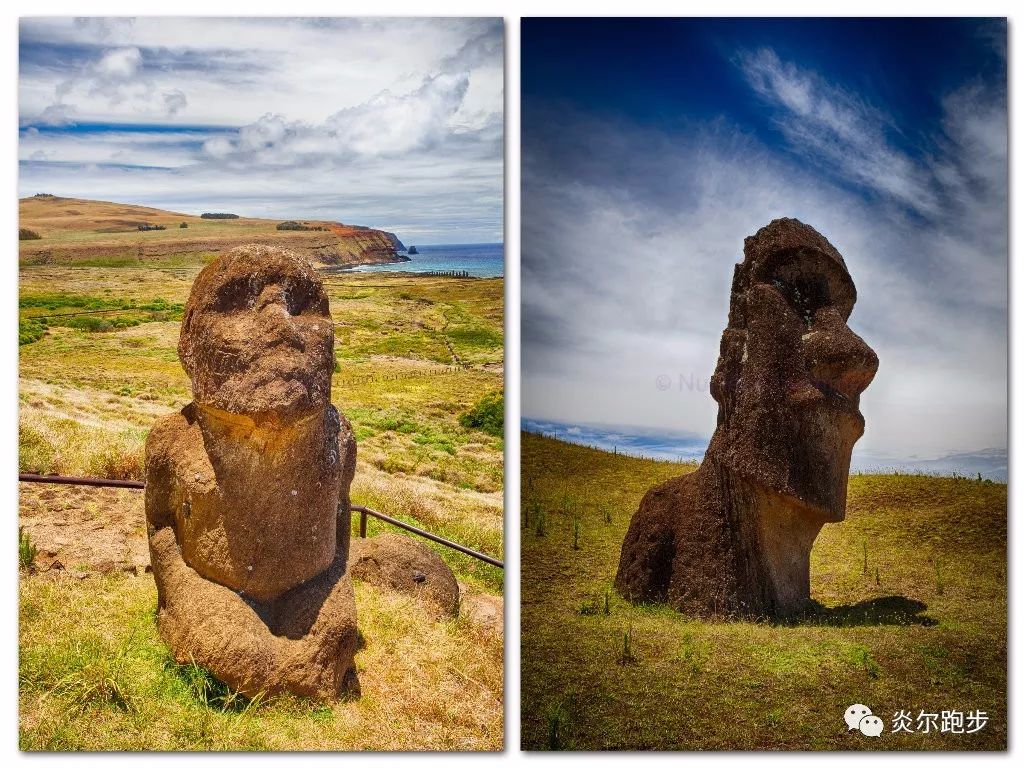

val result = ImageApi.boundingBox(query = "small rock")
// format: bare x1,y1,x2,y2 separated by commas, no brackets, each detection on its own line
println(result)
349,534,459,616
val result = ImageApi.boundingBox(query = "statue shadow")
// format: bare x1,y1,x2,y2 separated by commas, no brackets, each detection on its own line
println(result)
785,596,938,627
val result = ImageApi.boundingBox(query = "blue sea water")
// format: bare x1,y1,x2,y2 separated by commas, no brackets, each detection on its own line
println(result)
351,242,504,278
521,418,1008,482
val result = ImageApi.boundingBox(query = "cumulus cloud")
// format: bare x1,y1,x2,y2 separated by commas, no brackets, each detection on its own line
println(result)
46,43,184,117
18,18,504,245
94,46,141,79
202,72,473,165
162,89,187,116
35,103,77,126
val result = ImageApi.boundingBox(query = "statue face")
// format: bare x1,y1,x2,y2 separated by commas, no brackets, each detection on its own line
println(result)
179,246,335,417
711,225,877,521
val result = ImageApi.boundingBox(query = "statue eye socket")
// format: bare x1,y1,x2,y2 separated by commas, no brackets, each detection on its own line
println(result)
284,285,328,316
214,277,260,312
771,275,832,323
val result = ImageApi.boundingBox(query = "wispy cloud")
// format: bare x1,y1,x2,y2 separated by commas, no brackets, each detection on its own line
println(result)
735,48,942,215
523,39,1006,462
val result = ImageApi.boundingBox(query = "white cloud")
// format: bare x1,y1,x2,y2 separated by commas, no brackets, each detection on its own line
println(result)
18,18,504,245
736,48,942,216
20,17,503,127
523,48,1006,460
94,46,141,79
162,89,187,117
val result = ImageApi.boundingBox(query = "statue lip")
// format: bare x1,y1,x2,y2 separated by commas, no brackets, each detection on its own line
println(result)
788,378,865,427
814,379,865,430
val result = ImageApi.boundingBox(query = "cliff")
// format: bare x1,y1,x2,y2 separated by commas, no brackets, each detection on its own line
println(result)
17,195,408,268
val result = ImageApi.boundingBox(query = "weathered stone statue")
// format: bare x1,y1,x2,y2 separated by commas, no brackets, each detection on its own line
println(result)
615,219,878,619
145,244,360,699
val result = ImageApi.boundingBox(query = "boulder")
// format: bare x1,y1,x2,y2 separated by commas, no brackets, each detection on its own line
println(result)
350,533,459,617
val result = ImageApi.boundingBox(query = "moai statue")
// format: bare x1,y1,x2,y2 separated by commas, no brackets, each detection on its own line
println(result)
615,219,878,619
145,244,360,699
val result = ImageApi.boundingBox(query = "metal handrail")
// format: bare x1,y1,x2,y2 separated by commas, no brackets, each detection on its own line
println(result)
19,472,145,489
18,472,503,569
352,505,503,568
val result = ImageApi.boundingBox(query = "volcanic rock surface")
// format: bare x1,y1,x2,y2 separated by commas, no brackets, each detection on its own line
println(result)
350,533,460,617
145,244,360,699
615,219,878,619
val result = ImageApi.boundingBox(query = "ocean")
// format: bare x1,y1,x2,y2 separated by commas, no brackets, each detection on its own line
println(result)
350,242,504,278
521,418,1008,482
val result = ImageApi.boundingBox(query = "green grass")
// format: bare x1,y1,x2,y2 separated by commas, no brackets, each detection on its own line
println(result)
19,263,504,750
19,292,185,344
520,432,1007,751
19,526,38,570
459,391,504,438
20,574,502,750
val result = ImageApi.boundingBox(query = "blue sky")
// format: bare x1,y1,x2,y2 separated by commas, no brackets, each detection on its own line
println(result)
522,18,1007,475
19,17,504,244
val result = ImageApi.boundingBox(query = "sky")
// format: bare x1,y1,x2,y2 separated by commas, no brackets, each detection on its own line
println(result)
18,17,504,244
521,18,1007,475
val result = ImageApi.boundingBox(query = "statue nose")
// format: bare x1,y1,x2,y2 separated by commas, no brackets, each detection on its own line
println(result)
255,285,305,349
802,307,878,399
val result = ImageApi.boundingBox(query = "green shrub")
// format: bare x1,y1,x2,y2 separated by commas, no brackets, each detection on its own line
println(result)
19,228,41,240
276,221,325,232
459,391,503,437
180,222,188,229
19,318,47,345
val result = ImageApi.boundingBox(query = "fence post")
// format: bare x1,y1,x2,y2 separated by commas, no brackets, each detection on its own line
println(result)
359,507,367,538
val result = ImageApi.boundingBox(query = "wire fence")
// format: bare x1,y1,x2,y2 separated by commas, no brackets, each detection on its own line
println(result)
18,472,503,569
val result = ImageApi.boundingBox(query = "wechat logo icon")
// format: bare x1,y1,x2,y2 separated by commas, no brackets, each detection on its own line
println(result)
845,704,884,737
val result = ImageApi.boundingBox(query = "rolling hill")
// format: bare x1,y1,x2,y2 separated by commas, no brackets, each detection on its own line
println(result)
18,194,408,268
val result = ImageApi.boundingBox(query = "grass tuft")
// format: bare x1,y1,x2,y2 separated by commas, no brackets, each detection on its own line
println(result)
19,526,37,570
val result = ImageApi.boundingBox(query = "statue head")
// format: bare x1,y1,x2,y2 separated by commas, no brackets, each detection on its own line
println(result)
178,244,335,418
709,219,878,521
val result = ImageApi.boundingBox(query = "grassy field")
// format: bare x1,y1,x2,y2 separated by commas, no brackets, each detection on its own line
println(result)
520,432,1007,751
18,239,504,748
18,195,401,267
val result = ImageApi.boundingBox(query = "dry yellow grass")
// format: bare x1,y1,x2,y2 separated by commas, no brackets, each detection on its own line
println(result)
20,574,502,751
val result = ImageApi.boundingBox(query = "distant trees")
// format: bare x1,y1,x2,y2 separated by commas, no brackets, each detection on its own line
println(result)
276,221,327,231
200,213,239,219
138,224,166,231
180,222,188,228
19,228,41,240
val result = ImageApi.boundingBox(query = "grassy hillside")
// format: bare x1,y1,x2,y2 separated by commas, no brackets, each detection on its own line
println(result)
18,195,402,267
18,225,504,749
520,432,1007,751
